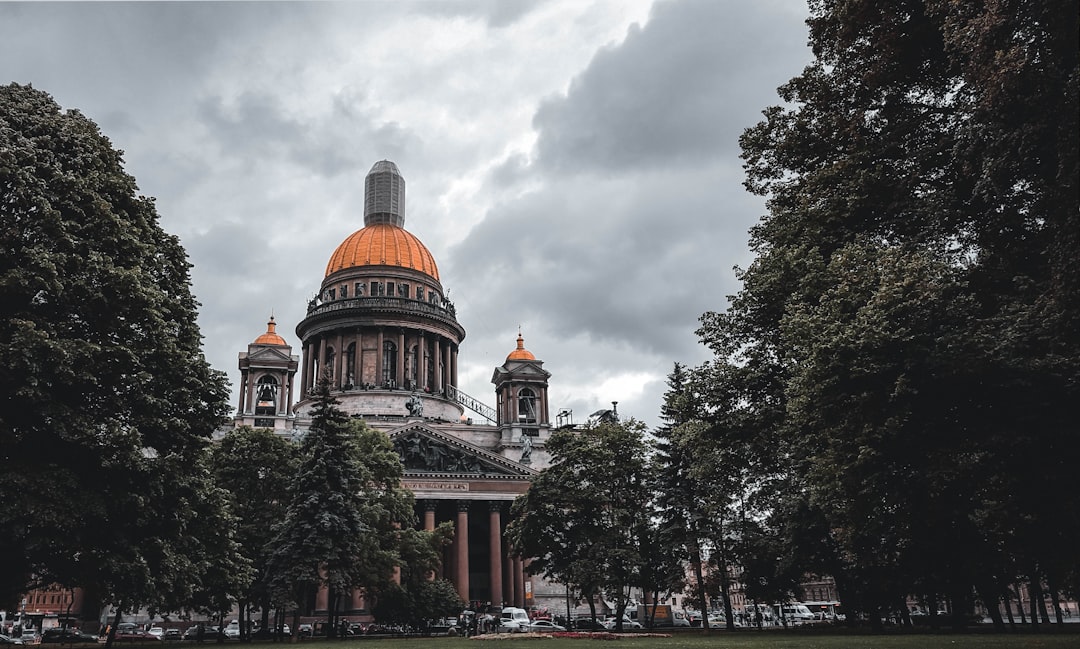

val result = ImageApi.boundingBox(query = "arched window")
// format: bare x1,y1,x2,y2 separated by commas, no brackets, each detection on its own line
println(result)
383,340,397,387
255,376,279,415
518,387,537,424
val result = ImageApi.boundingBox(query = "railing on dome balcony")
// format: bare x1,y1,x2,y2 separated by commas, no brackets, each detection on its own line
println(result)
306,295,458,320
446,384,497,424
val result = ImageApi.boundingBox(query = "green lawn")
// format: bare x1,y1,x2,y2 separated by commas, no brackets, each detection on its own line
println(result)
254,630,1079,649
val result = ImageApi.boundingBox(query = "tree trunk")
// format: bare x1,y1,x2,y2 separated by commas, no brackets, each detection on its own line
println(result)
718,558,735,631
1003,592,1015,629
1029,577,1041,631
928,593,941,631
689,534,709,633
1048,575,1064,625
103,607,123,649
1014,584,1027,625
977,583,1005,632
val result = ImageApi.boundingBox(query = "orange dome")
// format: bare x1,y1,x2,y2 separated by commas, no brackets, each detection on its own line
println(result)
325,223,439,280
254,316,287,346
506,333,535,361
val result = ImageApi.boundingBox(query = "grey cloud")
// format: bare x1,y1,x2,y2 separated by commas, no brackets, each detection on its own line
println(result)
408,0,546,28
448,164,755,364
195,90,424,178
532,0,810,174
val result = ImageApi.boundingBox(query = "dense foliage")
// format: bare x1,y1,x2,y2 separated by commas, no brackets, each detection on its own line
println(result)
0,83,238,621
370,523,465,631
512,0,1076,632
267,377,414,636
508,418,653,631
209,426,299,636
693,0,1078,630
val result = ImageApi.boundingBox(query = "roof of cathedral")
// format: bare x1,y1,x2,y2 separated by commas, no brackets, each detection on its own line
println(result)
323,160,440,280
506,333,536,361
253,316,287,346
324,223,440,280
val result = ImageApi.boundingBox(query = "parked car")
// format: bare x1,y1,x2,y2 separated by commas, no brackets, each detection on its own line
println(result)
148,627,164,639
602,618,641,630
114,629,161,642
162,629,181,641
223,622,240,639
496,619,524,633
523,620,565,632
18,631,39,646
571,618,606,631
41,629,98,644
0,635,25,645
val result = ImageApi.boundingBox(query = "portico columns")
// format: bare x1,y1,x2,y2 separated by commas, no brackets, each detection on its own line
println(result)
456,501,470,602
423,500,437,531
489,502,503,607
513,556,525,608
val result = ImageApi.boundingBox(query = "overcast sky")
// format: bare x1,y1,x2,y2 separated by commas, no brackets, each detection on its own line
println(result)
3,0,812,429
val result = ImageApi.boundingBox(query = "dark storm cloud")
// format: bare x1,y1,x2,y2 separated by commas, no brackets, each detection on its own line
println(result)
0,3,296,108
532,0,808,174
450,1,808,338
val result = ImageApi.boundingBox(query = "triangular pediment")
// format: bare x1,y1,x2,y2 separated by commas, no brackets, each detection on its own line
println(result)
388,425,535,479
246,346,295,363
492,362,551,383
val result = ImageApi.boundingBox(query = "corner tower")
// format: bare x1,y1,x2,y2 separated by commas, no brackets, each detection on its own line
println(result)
492,332,552,467
235,316,299,431
294,161,466,424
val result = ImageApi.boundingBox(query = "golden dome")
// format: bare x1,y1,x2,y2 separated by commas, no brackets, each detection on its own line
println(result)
506,333,535,361
324,223,440,280
254,316,287,346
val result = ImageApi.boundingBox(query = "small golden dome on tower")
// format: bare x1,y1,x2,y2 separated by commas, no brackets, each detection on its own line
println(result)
254,316,287,346
506,332,536,361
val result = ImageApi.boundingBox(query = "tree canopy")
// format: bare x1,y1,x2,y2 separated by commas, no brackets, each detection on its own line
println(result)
508,417,652,630
0,83,235,618
267,376,414,636
690,0,1078,629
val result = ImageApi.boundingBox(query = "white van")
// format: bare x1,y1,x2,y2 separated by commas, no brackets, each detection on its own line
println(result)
500,607,529,632
777,604,815,624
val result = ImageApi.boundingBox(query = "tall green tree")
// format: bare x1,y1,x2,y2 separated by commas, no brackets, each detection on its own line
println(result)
0,83,235,622
209,426,299,638
696,0,1078,630
650,364,712,629
508,418,652,631
266,376,413,637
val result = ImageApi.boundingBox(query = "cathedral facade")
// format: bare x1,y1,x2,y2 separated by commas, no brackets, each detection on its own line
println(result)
233,161,554,614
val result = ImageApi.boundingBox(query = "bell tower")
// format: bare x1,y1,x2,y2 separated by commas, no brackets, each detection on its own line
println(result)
236,316,299,433
492,332,552,467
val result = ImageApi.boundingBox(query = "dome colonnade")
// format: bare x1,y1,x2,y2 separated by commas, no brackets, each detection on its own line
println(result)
294,161,466,422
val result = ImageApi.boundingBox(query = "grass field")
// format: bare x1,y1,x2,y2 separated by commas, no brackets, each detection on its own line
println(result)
244,629,1079,649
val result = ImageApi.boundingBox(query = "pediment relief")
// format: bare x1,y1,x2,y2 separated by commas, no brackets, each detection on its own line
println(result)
389,426,533,478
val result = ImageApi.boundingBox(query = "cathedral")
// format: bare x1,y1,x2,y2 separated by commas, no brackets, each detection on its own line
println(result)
232,161,556,615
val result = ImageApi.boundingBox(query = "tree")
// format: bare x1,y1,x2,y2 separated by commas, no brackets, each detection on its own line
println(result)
369,523,464,632
695,0,1078,630
209,427,299,638
266,375,413,637
508,418,652,631
649,364,712,629
0,83,235,624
